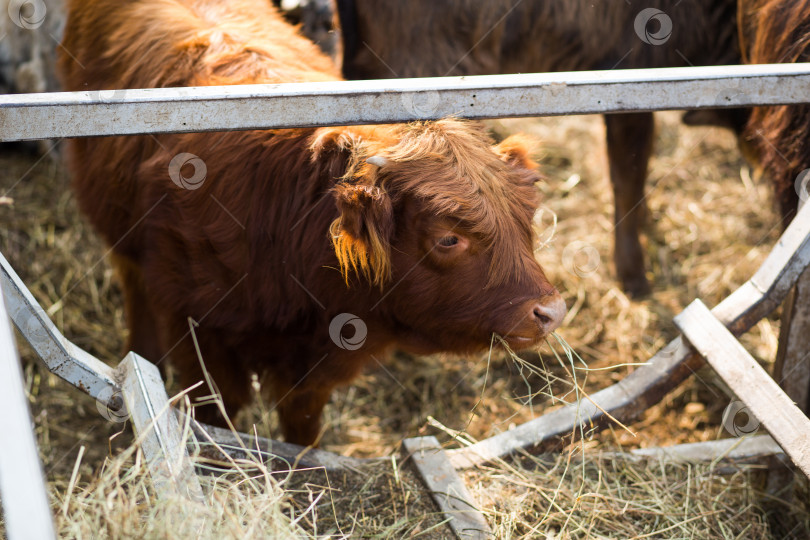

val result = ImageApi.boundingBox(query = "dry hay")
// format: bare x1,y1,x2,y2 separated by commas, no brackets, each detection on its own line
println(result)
466,450,809,538
1,110,808,538
47,410,447,539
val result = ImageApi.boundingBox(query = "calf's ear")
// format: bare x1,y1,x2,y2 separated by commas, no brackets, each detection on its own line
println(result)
494,135,542,184
330,183,394,287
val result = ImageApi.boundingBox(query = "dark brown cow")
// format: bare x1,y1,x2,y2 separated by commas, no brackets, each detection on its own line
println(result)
272,0,339,58
336,0,743,296
742,0,810,220
58,0,566,445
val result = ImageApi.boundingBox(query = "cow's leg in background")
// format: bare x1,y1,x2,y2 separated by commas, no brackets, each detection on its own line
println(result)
604,112,655,298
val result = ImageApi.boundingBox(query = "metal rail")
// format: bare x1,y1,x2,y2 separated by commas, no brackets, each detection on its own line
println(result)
1,63,810,141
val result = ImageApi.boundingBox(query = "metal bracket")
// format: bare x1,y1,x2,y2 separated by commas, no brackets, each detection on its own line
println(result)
0,250,120,409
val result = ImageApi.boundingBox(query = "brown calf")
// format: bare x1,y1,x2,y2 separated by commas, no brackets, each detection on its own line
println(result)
58,0,566,445
336,0,743,296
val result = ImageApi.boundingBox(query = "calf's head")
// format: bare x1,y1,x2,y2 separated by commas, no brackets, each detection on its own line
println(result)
323,120,566,352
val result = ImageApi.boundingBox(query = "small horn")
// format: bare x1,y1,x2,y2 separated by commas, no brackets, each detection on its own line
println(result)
366,155,389,168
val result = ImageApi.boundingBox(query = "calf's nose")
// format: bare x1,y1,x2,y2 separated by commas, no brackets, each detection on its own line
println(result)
531,295,567,334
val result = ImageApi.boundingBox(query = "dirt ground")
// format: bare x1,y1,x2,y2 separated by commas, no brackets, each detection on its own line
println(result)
2,110,808,537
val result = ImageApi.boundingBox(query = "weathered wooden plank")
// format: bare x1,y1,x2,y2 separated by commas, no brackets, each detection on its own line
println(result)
449,337,703,469
675,300,810,479
188,428,785,477
448,200,810,470
0,284,57,540
773,273,810,413
119,352,206,502
188,428,783,479
188,417,366,472
402,437,492,540
629,434,783,463
772,191,810,413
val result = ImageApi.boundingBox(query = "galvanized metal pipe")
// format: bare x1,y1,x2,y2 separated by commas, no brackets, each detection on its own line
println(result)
1,63,809,141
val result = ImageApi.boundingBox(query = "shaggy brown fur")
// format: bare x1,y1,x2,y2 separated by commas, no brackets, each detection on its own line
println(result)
58,0,566,445
742,0,810,220
336,0,742,296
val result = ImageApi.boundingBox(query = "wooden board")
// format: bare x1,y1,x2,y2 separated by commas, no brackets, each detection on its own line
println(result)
629,434,783,463
773,267,810,413
119,352,206,503
402,437,492,539
675,300,810,479
773,192,810,414
188,418,365,472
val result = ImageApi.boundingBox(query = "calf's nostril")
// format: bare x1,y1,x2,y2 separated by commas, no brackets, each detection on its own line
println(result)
533,306,552,325
530,296,567,333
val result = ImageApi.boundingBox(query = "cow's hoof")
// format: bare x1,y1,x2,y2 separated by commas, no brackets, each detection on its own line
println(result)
622,275,651,299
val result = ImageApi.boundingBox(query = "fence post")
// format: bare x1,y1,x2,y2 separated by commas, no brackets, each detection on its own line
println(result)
0,283,57,540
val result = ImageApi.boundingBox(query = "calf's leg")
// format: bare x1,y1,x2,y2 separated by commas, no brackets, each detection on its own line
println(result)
112,254,165,363
163,322,253,426
273,383,333,446
604,112,655,297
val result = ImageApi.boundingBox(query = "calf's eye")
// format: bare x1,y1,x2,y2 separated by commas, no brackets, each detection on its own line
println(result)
437,235,459,248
